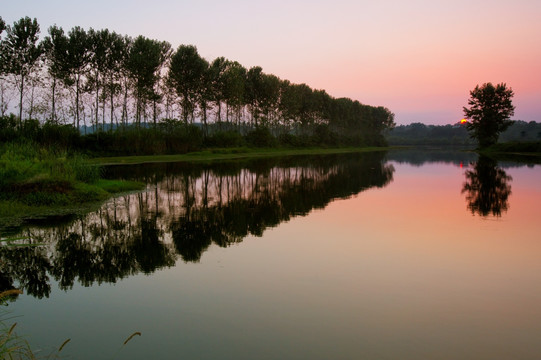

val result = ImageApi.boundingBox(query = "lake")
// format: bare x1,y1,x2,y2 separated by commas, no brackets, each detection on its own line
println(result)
2,150,541,359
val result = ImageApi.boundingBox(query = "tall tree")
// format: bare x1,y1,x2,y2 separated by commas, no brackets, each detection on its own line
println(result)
246,66,264,126
88,28,109,130
0,16,6,63
125,36,170,126
0,17,9,116
0,17,6,36
197,58,211,135
0,16,8,74
222,61,246,126
42,25,68,122
209,57,228,125
102,31,127,129
259,73,281,127
168,45,207,124
119,36,133,126
2,17,43,125
64,26,91,129
463,82,515,148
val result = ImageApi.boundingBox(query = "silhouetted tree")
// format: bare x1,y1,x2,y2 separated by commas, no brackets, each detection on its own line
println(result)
125,36,170,126
222,60,246,126
2,17,43,125
63,26,91,129
463,83,515,148
101,31,127,129
168,45,207,124
209,57,229,125
42,25,68,122
0,16,6,72
0,17,6,36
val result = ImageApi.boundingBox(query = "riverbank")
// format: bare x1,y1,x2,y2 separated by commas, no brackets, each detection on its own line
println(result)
0,143,145,227
90,146,388,165
0,179,144,228
482,141,541,156
1,146,386,227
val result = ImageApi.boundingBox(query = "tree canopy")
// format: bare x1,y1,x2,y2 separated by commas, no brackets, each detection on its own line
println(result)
1,17,42,124
463,82,515,148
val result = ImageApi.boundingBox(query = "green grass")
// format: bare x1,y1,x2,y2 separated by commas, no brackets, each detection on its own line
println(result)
96,179,146,193
482,141,541,156
0,180,145,223
90,146,388,165
0,143,145,223
0,289,139,359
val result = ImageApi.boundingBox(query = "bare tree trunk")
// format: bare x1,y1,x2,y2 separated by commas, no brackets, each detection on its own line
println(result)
75,75,80,129
18,74,25,126
95,72,100,131
28,79,36,120
51,78,57,122
110,75,115,130
153,98,157,128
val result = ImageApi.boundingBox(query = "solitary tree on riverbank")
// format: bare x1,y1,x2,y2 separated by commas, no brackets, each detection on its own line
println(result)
463,82,515,148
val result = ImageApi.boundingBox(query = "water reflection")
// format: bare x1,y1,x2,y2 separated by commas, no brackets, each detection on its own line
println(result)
462,156,512,217
0,153,394,298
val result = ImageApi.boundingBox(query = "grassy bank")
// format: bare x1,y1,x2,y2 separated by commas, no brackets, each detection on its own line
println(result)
482,141,541,156
0,143,144,222
90,146,388,165
1,144,386,224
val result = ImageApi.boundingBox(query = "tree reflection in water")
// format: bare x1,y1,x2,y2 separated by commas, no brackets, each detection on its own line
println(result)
462,156,512,217
0,153,394,299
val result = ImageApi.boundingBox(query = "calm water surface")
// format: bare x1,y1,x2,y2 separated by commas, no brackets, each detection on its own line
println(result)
2,151,541,359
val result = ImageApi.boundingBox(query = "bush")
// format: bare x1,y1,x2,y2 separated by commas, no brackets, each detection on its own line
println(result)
245,127,277,147
164,124,203,154
278,133,313,147
0,115,18,142
313,124,338,146
205,131,244,148
0,142,42,188
41,122,81,150
67,155,102,183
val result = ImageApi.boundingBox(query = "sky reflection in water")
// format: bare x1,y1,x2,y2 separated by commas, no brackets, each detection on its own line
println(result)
4,151,541,359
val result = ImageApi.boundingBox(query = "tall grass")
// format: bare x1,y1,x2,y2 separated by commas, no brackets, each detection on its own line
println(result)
0,142,103,206
0,290,36,360
0,288,140,359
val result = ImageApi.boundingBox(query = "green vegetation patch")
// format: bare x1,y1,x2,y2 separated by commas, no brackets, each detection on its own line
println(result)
0,142,145,222
91,147,387,166
484,141,541,155
96,179,145,193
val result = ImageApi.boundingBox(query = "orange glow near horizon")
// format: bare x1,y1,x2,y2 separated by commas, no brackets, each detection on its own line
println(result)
460,119,468,124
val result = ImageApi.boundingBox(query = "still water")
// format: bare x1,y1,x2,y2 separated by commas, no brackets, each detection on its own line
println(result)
2,151,541,359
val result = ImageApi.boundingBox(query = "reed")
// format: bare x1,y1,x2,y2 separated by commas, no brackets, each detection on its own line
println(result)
0,290,36,360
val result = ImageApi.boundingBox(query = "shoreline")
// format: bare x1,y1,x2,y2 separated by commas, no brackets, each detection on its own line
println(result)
89,146,389,166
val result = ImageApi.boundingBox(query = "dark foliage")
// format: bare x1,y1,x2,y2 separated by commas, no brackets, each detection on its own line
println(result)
463,83,515,148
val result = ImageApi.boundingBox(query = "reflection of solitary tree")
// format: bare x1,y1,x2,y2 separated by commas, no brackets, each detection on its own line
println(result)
462,156,512,217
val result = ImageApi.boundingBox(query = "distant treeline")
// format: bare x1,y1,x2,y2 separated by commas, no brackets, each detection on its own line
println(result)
387,120,541,146
0,16,394,150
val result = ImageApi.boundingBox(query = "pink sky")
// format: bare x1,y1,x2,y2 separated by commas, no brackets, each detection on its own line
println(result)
4,0,541,125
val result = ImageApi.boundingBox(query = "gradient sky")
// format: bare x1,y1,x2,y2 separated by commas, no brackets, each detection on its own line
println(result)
3,0,541,125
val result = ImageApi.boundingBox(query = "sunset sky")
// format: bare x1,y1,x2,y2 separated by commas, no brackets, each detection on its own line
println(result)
3,0,540,125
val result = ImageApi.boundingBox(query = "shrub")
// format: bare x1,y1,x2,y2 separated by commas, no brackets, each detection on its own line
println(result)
245,127,277,148
205,131,244,148
67,155,102,183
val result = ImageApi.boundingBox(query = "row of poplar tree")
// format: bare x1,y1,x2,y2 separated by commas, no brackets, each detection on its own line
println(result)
0,16,395,144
